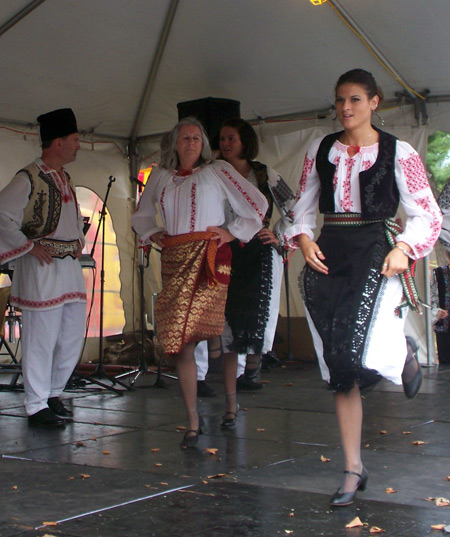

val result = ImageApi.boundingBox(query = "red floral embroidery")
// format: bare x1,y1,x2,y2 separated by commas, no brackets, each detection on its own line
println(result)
332,156,341,192
399,154,429,194
412,195,442,257
221,167,264,221
160,186,167,223
298,155,314,198
341,158,355,212
362,159,372,171
190,183,197,232
10,292,87,309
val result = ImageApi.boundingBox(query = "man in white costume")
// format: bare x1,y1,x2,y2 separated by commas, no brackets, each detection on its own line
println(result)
0,108,86,428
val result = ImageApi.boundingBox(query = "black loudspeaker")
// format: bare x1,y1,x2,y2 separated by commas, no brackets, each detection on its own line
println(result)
177,97,240,149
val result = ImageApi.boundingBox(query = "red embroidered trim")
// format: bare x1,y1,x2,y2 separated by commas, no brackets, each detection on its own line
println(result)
190,183,197,232
0,240,33,264
10,292,87,309
220,167,264,221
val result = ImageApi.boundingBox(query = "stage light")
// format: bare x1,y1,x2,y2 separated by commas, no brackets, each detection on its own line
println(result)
310,0,328,5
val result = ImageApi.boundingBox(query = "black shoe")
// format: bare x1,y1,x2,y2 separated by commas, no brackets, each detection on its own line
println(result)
28,408,66,429
197,380,217,397
330,467,368,507
236,374,263,391
402,337,422,399
221,405,239,428
180,416,206,449
48,397,73,418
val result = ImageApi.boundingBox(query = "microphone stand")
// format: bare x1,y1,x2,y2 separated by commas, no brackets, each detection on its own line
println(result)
115,244,177,388
78,176,129,394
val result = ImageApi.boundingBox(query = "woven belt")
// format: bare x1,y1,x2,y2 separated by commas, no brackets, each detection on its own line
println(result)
323,213,384,226
35,239,79,259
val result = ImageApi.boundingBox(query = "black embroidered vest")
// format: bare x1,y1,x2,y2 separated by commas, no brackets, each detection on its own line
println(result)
248,161,273,227
316,127,399,219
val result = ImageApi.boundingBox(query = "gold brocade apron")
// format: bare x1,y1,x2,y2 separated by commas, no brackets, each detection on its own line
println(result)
155,231,231,355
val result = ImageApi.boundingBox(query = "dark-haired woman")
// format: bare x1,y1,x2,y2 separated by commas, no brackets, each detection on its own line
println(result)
132,117,268,448
217,118,295,423
284,69,442,505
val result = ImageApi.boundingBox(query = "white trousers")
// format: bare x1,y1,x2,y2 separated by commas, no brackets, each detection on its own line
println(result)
21,302,85,415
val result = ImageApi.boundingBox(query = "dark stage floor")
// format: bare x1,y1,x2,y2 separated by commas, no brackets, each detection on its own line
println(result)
0,359,449,537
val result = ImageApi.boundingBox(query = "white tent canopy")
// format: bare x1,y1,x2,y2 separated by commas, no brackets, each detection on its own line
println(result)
0,0,449,361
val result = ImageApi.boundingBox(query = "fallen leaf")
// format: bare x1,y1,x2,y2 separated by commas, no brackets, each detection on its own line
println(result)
102,451,110,455
154,463,162,467
90,437,97,441
320,455,331,462
204,448,219,455
42,534,58,537
242,407,249,411
385,488,397,494
284,531,293,535
11,485,18,490
346,517,363,528
176,425,187,431
75,441,85,447
370,527,385,534
68,476,75,481
284,383,294,387
257,428,265,432
260,380,270,384
431,524,446,530
289,512,295,518
160,482,168,486
402,431,412,435
436,497,450,507
425,497,436,502
202,480,208,484
412,440,428,445
151,448,160,452
43,522,58,526
447,476,450,481
379,430,388,435
206,473,226,479
78,474,90,480
145,484,151,488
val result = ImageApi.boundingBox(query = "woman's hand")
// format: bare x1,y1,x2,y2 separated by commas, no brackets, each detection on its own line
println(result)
296,234,328,275
150,231,168,248
381,242,411,278
256,228,279,246
207,226,235,248
437,308,449,321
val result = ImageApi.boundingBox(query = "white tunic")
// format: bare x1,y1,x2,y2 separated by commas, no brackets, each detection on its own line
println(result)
131,160,268,244
285,138,442,384
0,158,86,311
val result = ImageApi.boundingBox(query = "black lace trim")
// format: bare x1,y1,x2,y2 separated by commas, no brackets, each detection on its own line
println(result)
299,221,389,392
225,238,273,354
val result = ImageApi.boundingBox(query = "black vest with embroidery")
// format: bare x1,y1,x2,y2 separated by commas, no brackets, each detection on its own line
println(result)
316,127,399,219
248,161,273,227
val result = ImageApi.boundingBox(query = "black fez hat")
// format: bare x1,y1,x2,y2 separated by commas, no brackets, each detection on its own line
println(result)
37,108,78,142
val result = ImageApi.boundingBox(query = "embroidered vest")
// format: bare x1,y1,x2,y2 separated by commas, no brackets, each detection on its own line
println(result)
316,127,399,219
249,161,273,227
18,162,71,239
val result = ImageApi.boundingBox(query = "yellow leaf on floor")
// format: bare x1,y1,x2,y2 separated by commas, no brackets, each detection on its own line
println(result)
436,497,450,507
346,517,363,528
431,524,446,530
385,488,397,494
370,527,385,533
320,455,331,462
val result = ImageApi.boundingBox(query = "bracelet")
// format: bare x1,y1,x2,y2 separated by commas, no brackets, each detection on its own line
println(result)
395,245,410,256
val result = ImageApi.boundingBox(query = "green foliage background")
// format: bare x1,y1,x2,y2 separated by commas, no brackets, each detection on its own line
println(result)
427,130,450,192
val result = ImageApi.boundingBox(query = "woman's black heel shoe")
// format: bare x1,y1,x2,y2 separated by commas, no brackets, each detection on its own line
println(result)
180,416,206,449
221,404,239,428
329,467,368,507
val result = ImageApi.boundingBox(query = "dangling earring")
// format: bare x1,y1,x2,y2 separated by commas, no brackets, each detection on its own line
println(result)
373,110,385,126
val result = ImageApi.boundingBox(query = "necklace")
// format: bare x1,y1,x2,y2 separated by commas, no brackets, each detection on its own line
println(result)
345,131,375,157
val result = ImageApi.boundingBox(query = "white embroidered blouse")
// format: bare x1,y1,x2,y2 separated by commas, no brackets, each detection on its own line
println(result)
132,160,268,244
285,138,442,259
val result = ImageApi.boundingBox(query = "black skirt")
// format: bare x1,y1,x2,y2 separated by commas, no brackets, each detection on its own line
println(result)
300,219,391,392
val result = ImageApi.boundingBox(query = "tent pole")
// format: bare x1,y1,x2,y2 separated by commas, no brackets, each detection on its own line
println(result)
129,0,180,142
0,0,47,38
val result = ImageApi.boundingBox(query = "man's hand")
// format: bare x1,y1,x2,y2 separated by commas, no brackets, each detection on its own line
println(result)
29,242,53,266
